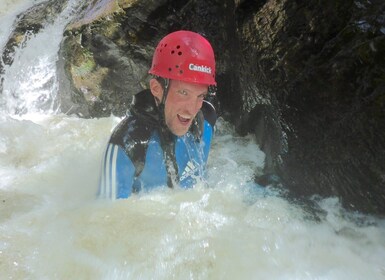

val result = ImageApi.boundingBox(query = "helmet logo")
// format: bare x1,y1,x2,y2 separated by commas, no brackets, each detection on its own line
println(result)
188,63,212,74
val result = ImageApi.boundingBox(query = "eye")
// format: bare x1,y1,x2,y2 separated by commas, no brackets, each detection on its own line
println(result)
177,90,188,96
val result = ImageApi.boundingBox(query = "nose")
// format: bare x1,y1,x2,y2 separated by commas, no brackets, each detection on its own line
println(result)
185,96,202,115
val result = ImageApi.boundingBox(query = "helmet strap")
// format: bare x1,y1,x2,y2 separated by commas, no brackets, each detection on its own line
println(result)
160,78,170,105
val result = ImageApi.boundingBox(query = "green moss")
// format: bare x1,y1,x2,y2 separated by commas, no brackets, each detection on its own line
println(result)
71,49,96,76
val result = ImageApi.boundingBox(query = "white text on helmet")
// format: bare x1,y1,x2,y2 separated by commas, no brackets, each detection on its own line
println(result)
188,63,212,74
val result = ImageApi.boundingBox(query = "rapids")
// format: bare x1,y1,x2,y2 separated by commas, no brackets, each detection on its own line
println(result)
1,0,384,279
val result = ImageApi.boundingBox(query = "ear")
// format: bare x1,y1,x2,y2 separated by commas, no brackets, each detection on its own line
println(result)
149,78,163,102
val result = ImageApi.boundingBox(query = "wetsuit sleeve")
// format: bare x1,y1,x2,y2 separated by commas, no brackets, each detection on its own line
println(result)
98,143,136,199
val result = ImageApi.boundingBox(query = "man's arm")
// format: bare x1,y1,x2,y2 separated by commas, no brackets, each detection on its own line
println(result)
98,143,136,199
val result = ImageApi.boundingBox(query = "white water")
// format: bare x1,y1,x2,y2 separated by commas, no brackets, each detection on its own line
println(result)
1,1,385,279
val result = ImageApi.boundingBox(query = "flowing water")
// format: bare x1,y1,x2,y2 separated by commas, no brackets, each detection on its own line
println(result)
1,0,385,279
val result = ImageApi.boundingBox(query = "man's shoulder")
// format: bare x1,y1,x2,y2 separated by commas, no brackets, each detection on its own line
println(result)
109,115,156,177
110,115,154,147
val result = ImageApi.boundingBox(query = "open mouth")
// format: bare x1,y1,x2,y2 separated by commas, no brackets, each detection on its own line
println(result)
177,114,191,125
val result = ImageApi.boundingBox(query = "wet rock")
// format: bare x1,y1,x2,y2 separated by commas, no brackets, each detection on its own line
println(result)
238,0,385,215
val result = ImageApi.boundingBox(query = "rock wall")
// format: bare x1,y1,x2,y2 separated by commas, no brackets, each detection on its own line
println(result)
237,0,385,214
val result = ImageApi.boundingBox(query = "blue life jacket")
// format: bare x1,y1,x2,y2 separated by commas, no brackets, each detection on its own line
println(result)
98,89,216,199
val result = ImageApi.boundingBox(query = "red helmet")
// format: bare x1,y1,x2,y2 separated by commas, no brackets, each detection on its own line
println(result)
149,30,216,85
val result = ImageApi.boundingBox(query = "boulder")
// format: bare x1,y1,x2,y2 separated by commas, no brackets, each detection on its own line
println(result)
58,0,205,116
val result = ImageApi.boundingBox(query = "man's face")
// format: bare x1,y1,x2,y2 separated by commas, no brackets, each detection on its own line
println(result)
151,79,208,136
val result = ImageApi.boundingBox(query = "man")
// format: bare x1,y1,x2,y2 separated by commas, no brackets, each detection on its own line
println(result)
98,30,217,199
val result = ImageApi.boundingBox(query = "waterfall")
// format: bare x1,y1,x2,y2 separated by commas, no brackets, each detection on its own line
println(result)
0,0,85,116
